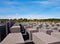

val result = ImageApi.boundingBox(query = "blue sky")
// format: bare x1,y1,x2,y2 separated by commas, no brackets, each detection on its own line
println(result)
0,0,60,19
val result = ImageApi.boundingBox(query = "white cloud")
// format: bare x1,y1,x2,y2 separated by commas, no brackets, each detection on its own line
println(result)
39,1,53,5
32,0,60,6
2,1,23,6
55,6,60,8
49,0,60,2
0,13,59,19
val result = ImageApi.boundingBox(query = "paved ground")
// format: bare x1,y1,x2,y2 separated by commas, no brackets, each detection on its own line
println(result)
20,24,35,44
25,42,34,44
22,32,34,44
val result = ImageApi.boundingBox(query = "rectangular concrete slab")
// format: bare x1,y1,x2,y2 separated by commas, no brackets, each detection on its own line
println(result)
51,32,60,39
13,23,20,26
10,26,20,33
1,33,24,44
32,32,60,44
26,28,38,40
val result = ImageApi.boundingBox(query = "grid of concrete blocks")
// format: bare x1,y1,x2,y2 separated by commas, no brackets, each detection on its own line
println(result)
1,22,60,44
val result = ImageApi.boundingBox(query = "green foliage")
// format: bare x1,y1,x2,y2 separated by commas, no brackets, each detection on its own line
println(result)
14,18,60,22
0,18,60,23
